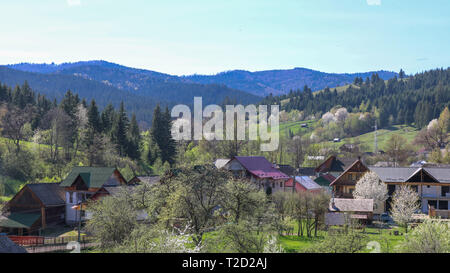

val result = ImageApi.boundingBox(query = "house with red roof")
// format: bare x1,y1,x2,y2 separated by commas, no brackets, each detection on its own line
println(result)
222,156,290,194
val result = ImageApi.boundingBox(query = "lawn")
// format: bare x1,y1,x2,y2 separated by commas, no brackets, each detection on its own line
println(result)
319,124,420,153
279,119,317,137
278,224,406,253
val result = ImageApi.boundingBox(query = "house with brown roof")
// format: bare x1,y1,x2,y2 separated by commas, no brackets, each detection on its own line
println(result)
329,158,369,198
222,156,290,194
314,155,359,178
0,183,65,235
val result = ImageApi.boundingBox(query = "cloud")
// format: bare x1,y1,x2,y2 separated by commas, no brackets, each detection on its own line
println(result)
366,0,381,5
67,0,81,7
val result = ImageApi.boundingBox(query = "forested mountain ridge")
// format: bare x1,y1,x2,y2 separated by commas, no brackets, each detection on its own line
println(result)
0,64,260,127
262,68,450,130
183,67,398,96
6,61,398,97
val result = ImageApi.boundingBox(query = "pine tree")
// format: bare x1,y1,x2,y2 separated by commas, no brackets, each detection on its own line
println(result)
87,100,102,132
151,105,176,165
111,101,129,156
127,114,141,160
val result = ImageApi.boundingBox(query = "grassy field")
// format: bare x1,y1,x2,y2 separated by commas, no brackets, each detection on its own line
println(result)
279,119,317,137
318,125,420,153
279,225,406,253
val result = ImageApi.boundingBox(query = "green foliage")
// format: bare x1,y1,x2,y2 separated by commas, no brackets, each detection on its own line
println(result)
86,189,138,249
397,220,450,253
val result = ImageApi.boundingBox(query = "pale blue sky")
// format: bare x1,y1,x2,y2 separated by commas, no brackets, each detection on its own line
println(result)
1,0,449,75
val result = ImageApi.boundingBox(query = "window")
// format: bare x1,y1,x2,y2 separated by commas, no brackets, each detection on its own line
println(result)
442,186,450,197
280,182,283,187
438,201,448,210
388,185,396,196
69,192,73,203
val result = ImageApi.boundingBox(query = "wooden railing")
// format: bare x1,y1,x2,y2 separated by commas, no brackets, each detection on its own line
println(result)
8,235,94,247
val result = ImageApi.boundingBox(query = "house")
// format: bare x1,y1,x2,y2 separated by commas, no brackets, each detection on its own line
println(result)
0,183,65,235
314,155,359,178
222,156,290,194
326,198,374,226
284,176,323,193
275,164,296,177
330,158,369,198
0,234,27,253
128,176,160,186
314,174,336,192
59,167,128,225
369,166,450,215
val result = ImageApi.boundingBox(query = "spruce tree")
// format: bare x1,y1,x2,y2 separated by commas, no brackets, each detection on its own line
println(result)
111,101,129,156
127,114,141,160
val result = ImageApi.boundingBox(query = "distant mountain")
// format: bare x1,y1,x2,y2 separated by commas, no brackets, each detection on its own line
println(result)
2,61,399,125
183,68,398,96
0,61,260,127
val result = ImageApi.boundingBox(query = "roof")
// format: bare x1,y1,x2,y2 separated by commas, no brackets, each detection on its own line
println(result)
26,183,65,206
233,156,289,180
369,167,450,183
133,176,161,186
276,164,296,176
60,167,117,188
214,159,230,169
295,176,322,190
298,167,316,176
0,235,27,253
0,213,41,229
315,156,357,173
314,174,336,187
330,159,368,186
329,198,373,213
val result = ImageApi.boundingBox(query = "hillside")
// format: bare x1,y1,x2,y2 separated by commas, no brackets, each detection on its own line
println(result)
0,64,260,127
183,68,397,96
6,61,398,98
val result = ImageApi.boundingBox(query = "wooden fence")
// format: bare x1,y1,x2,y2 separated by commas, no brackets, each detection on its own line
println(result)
8,235,94,247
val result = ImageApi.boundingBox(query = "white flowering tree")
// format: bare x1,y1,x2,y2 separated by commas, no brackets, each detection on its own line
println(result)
390,185,420,233
353,171,388,213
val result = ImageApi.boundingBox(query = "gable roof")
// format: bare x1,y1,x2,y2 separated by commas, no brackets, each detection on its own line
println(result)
25,183,65,206
315,174,336,187
0,235,27,253
276,164,296,176
298,167,316,177
330,159,369,186
369,167,450,184
60,167,118,188
329,198,373,213
315,156,357,173
295,176,322,190
233,156,290,180
0,213,41,229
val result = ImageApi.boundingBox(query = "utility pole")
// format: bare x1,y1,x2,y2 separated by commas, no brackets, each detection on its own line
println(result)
374,120,378,154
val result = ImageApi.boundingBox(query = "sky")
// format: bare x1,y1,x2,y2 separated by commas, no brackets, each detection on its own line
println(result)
0,0,449,75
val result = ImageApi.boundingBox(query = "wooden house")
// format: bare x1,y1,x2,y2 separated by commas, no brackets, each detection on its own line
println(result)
329,158,369,198
314,155,359,178
0,183,65,235
59,167,127,225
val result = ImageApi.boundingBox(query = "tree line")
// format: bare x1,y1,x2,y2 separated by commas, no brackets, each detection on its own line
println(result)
261,68,450,130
